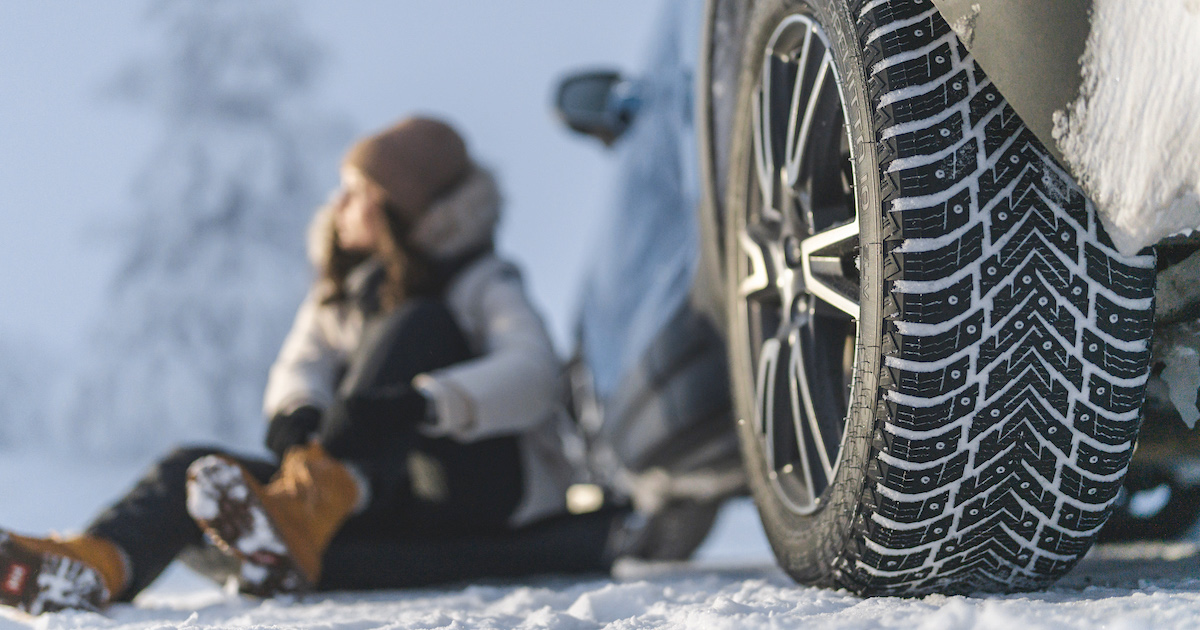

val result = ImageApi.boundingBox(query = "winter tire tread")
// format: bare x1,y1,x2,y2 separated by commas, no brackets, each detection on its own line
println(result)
835,0,1155,595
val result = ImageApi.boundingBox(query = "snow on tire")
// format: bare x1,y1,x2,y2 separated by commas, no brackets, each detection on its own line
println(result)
724,0,1156,596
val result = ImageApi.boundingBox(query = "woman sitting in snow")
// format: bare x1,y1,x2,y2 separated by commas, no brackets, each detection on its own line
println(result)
0,117,621,614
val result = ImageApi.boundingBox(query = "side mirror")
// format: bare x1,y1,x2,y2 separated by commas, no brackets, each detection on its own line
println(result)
554,69,641,146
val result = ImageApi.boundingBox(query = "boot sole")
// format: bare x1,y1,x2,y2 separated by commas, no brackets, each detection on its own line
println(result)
0,531,107,614
185,456,312,597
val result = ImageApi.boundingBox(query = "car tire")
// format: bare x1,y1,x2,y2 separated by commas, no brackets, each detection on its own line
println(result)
723,0,1156,595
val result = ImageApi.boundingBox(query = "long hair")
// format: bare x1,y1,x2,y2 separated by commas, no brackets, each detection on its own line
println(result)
311,199,435,311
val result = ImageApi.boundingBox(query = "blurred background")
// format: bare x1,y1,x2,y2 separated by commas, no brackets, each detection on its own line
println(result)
0,0,666,458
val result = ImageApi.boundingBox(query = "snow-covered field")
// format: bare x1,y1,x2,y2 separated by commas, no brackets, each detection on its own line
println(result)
3,451,1200,629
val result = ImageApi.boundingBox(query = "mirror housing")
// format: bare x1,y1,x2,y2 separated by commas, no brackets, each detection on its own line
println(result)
554,69,641,146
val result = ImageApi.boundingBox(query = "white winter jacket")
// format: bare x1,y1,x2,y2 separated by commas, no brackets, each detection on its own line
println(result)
262,167,575,526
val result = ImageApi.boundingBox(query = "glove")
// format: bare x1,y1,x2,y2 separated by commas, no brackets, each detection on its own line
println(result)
265,405,322,461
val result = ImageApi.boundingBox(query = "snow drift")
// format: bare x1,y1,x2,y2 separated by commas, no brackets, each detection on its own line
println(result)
1053,0,1200,255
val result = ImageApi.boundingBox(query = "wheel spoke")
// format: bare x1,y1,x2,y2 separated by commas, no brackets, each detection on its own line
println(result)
787,323,835,487
782,25,814,172
786,51,833,189
756,337,782,446
801,221,860,320
738,227,775,301
751,86,775,217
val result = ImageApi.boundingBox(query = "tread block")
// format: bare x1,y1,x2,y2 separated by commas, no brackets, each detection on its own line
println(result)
860,546,932,572
873,12,947,60
968,83,1005,128
982,105,1024,158
980,338,1082,400
896,274,974,325
896,136,980,196
858,0,939,32
898,224,984,282
872,41,955,89
1033,555,1078,577
1085,243,1155,300
1036,526,1092,557
1095,293,1155,344
1074,440,1129,477
893,187,972,236
898,311,984,362
888,384,980,432
884,68,972,127
1057,503,1110,531
1071,399,1139,446
978,140,1040,208
890,110,964,158
1084,362,1147,412
892,355,970,396
1011,468,1060,516
875,488,952,523
1060,464,1124,504
869,514,955,548
883,425,967,466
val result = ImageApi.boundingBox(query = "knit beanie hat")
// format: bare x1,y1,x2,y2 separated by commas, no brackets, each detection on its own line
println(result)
342,116,470,222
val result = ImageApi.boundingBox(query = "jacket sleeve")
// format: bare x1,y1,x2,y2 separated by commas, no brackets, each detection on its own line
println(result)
413,268,565,442
262,291,343,420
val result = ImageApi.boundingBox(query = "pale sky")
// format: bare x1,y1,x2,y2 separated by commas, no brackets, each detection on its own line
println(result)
0,1,665,353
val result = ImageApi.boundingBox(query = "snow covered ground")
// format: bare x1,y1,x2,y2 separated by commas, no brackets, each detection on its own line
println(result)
3,451,1200,629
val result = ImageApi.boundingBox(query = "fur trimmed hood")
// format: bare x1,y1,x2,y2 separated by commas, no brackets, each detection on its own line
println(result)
308,165,502,268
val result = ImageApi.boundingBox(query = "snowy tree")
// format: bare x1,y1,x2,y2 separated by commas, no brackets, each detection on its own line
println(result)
60,0,349,456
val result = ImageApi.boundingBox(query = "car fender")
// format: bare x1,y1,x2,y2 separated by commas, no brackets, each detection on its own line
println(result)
930,0,1092,165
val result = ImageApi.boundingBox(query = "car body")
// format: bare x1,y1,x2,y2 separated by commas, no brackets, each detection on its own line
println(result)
562,0,1200,592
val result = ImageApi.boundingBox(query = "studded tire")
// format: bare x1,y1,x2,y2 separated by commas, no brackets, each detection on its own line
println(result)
724,0,1156,595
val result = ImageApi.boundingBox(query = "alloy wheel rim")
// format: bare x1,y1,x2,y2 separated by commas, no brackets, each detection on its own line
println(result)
737,13,860,515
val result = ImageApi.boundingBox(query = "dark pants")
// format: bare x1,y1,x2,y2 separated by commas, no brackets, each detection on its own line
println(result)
85,301,617,599
319,299,525,536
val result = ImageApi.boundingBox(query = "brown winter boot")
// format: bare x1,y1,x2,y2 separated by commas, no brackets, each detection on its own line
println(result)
0,531,128,614
186,444,360,596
